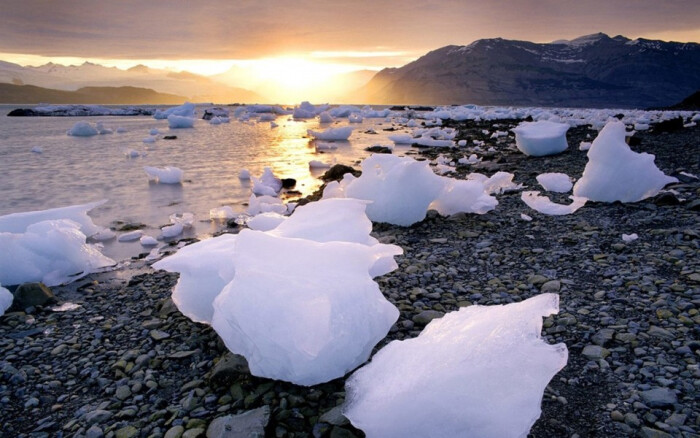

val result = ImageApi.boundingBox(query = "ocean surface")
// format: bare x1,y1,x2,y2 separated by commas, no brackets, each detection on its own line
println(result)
0,104,410,261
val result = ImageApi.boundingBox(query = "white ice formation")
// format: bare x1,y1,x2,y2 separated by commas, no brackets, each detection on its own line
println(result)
67,121,99,137
572,121,678,202
0,200,107,237
521,191,587,216
167,114,195,129
154,102,196,120
344,293,568,438
307,126,353,141
536,173,573,193
144,166,184,184
512,121,569,156
0,283,12,316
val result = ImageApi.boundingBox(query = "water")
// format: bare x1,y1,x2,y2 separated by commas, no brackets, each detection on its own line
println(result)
0,104,413,261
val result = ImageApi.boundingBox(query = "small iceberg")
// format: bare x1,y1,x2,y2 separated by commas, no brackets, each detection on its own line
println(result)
512,121,569,156
144,166,184,184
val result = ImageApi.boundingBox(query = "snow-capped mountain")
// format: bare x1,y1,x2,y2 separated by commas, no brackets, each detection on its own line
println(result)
359,33,700,108
0,61,264,103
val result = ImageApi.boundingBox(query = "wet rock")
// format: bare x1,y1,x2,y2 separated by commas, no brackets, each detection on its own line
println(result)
206,405,269,438
209,353,250,387
582,345,610,360
412,310,444,325
13,282,55,308
321,164,360,182
640,388,677,408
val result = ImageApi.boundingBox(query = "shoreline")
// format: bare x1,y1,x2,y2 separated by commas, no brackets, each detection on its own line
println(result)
1,122,698,437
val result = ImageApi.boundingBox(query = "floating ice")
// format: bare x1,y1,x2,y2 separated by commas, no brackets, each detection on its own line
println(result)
211,230,400,386
91,228,116,241
0,200,106,237
521,191,587,215
309,160,332,169
388,134,414,145
31,146,43,154
154,102,195,120
344,155,444,226
318,111,334,123
536,173,573,193
430,179,498,216
143,136,156,144
349,114,363,123
168,114,195,129
0,219,115,286
1,283,13,316
238,169,251,180
512,121,569,156
67,121,99,137
150,128,160,135
210,206,236,220
247,194,287,216
622,233,639,242
573,121,678,202
118,230,143,242
315,142,338,151
125,149,141,158
247,212,287,231
161,223,183,238
140,235,158,246
307,126,353,141
468,172,523,195
344,293,568,438
458,154,481,165
144,166,183,184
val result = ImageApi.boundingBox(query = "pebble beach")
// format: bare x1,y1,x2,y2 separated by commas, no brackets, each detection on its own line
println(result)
1,119,699,438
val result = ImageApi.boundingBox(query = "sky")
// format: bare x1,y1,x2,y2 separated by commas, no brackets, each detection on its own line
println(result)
1,0,699,100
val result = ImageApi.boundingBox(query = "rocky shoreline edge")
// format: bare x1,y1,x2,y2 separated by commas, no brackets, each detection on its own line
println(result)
1,121,698,438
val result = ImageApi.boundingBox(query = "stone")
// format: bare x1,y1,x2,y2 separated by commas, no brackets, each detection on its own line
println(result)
639,427,673,438
319,405,350,426
150,329,171,341
648,326,674,339
321,164,360,182
540,280,561,293
653,192,680,206
591,329,615,347
365,146,392,154
412,310,445,325
640,388,677,408
13,282,55,308
115,385,131,400
159,298,179,318
86,425,104,438
581,345,610,360
165,426,185,438
183,428,206,438
329,426,359,438
115,426,139,438
84,409,113,425
206,405,270,438
527,274,548,285
281,178,297,189
209,353,250,387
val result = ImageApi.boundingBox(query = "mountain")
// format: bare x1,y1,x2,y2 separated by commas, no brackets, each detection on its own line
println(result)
0,83,187,104
359,33,700,108
0,60,265,104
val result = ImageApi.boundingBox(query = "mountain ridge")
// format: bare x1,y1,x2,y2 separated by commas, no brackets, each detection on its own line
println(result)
0,83,188,105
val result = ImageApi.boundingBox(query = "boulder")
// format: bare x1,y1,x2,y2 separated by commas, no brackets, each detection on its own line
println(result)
13,282,55,308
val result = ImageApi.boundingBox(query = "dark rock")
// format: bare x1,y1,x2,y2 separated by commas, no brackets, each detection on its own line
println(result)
158,298,179,318
13,283,55,308
653,192,680,206
206,406,269,438
412,310,444,325
226,219,240,228
686,199,700,211
625,135,641,147
202,108,229,120
652,117,684,133
388,105,434,111
640,388,677,408
321,164,361,182
7,108,39,117
163,135,178,140
209,353,250,387
365,145,392,154
281,178,297,189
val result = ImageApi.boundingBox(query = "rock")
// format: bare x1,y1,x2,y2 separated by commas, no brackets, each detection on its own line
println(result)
652,117,683,133
329,426,359,438
625,134,642,147
686,199,700,211
164,426,185,438
115,425,139,438
13,282,55,308
640,388,677,408
321,164,360,182
183,428,206,438
150,329,170,341
84,410,113,425
281,178,297,189
653,192,680,206
591,329,615,347
206,406,270,438
527,274,548,285
115,385,131,400
7,108,40,117
319,406,350,426
648,325,674,339
540,280,561,293
163,135,178,140
365,146,392,154
639,427,673,438
86,425,104,438
412,310,444,325
581,345,610,360
209,353,250,387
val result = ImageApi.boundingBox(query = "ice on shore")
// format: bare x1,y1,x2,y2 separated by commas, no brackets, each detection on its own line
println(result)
572,121,678,202
307,126,353,141
309,160,332,169
537,173,573,193
67,121,99,137
430,179,498,216
344,293,568,438
0,200,107,237
251,167,283,196
388,134,414,145
0,283,12,316
622,233,639,242
247,194,287,216
246,212,287,231
140,235,158,246
521,191,587,215
318,111,334,123
0,220,115,286
118,230,143,242
144,166,183,184
512,121,569,156
210,206,236,220
211,229,400,386
31,146,43,154
168,114,195,129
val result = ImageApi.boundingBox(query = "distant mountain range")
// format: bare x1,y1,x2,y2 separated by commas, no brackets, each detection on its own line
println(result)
0,60,264,104
0,83,187,105
359,33,700,108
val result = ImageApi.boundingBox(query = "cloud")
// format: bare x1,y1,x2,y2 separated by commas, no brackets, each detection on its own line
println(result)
0,0,698,62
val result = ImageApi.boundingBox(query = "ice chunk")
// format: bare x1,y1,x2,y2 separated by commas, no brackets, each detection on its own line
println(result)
344,293,568,438
318,111,334,123
388,134,414,145
144,166,183,184
150,128,160,135
154,102,195,120
344,155,444,226
512,121,569,156
167,114,195,129
67,121,99,137
140,235,159,246
579,141,592,151
572,121,678,202
470,172,522,195
307,126,353,141
238,169,251,180
536,173,573,193
118,230,143,242
247,212,287,231
251,167,282,197
153,234,238,324
309,160,332,169
0,200,107,237
0,219,115,286
247,194,287,216
161,223,183,238
210,206,236,220
31,146,43,154
91,228,116,241
429,179,498,216
125,149,141,158
521,191,587,215
143,136,156,144
0,283,12,315
211,230,400,386
622,233,638,242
